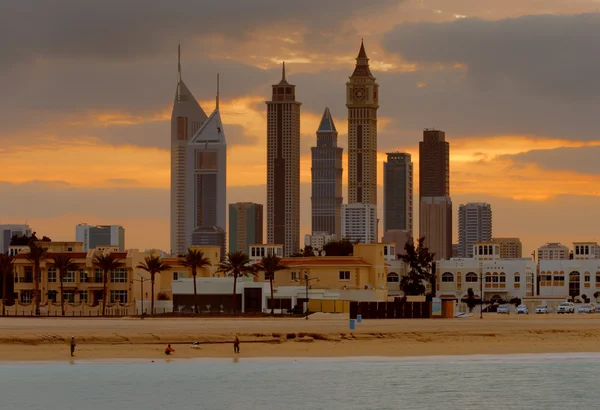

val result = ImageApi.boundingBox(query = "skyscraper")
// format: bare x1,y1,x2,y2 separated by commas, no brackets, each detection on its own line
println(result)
419,129,452,259
344,40,379,243
170,46,208,256
229,202,263,255
76,224,125,252
266,63,301,257
311,107,343,238
383,152,413,236
170,46,226,257
458,203,492,258
0,224,32,254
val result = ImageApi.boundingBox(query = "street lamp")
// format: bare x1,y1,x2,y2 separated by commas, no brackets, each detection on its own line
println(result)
295,271,319,320
480,270,484,319
133,272,150,316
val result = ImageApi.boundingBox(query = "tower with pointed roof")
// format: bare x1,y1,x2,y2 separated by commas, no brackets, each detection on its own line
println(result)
171,45,209,256
310,107,343,239
344,40,379,243
266,62,301,257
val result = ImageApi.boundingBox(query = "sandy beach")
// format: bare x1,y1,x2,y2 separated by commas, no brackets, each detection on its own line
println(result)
0,314,599,361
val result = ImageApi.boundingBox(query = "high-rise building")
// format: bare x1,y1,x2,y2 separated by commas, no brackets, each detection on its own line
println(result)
191,226,226,261
492,237,522,259
266,63,301,257
419,197,452,261
537,242,569,260
229,202,263,255
75,224,125,251
458,202,492,258
0,224,32,253
342,203,378,244
383,152,413,236
170,46,209,256
311,107,343,238
170,47,226,257
382,229,411,256
419,129,452,259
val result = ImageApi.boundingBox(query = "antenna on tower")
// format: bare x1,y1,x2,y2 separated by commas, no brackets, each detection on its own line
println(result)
216,73,220,110
177,44,181,102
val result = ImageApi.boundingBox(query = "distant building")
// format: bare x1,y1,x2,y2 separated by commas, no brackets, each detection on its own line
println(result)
492,237,522,259
342,203,377,244
0,224,32,253
420,197,452,260
191,226,226,261
75,224,125,252
537,242,569,260
311,107,343,238
458,202,492,258
383,152,413,236
229,203,263,255
452,243,459,258
304,232,337,252
381,230,411,256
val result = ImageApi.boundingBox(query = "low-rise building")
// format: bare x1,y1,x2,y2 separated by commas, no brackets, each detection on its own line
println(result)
537,242,569,260
304,232,337,251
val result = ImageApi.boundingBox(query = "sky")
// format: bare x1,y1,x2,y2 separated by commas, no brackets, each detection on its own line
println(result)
1,0,600,256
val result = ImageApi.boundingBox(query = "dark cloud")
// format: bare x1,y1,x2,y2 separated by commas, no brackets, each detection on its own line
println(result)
506,146,600,175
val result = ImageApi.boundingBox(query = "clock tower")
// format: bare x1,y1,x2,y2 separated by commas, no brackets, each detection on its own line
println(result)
346,40,379,206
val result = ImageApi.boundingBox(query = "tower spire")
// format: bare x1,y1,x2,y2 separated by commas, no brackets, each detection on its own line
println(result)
282,61,286,82
177,44,181,102
216,73,220,110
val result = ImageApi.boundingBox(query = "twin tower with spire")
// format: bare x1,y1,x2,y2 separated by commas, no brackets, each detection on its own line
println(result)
267,40,379,256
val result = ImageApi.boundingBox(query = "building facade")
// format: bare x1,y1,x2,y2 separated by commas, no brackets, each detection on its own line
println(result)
304,232,337,252
383,152,413,236
342,203,377,244
346,40,379,242
311,107,343,238
170,46,209,256
420,197,453,260
75,224,125,252
458,202,492,258
0,224,32,253
537,242,570,260
229,202,263,255
266,63,301,257
492,237,522,259
191,226,226,261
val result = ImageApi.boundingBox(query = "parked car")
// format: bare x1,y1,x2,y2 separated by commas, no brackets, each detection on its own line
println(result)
535,305,552,314
516,304,529,314
557,302,575,314
497,304,510,314
578,304,596,314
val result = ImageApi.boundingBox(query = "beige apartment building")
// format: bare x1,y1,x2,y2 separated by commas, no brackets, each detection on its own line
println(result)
420,196,453,261
537,242,570,260
492,237,523,259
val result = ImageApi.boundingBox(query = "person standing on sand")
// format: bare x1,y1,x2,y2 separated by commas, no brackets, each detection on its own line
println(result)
70,336,76,357
234,335,240,354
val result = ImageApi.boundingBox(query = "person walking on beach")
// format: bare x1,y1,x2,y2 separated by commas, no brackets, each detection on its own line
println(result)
233,335,240,354
70,336,76,357
165,344,175,355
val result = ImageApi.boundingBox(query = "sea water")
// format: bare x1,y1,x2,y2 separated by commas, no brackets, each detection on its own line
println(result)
2,354,600,409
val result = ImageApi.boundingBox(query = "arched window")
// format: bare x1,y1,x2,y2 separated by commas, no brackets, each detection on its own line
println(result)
485,272,492,283
514,273,521,283
441,272,454,283
387,272,399,283
466,272,478,282
499,272,506,283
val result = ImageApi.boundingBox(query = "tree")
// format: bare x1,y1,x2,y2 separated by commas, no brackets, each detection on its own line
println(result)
92,253,124,316
290,246,316,257
0,253,15,316
136,255,171,315
50,254,76,316
322,239,355,257
180,248,211,313
25,241,49,315
397,237,435,296
216,251,255,313
10,232,52,246
255,254,287,314
465,288,477,313
594,291,600,302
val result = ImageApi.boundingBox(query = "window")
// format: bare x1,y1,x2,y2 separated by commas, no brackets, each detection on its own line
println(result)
465,272,478,282
291,271,299,281
339,271,351,281
110,290,128,304
20,290,33,304
514,274,521,283
48,267,57,283
177,117,187,140
387,273,399,283
585,275,591,282
64,270,76,283
95,269,103,283
196,151,217,169
79,291,88,304
80,270,89,283
63,291,75,303
110,268,128,283
499,273,506,283
24,267,33,283
441,272,454,283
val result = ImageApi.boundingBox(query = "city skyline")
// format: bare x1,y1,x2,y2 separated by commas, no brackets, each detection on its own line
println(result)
3,1,600,257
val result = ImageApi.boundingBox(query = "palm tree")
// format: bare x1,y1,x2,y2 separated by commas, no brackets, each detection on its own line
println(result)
25,241,49,316
180,248,211,314
92,253,124,316
256,254,286,314
217,251,255,313
136,255,171,315
0,253,15,316
50,254,76,316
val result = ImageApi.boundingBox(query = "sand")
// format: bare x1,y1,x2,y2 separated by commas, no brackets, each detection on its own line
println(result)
0,313,599,362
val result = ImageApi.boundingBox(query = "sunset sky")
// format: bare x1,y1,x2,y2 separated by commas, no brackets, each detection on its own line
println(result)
2,0,600,256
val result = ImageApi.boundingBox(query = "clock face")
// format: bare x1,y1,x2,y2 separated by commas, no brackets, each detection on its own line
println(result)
353,88,366,100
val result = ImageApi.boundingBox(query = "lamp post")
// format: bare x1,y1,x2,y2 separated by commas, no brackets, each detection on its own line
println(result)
133,272,149,316
480,270,484,319
295,271,319,320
